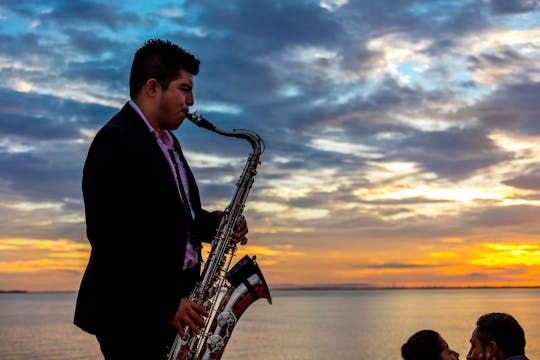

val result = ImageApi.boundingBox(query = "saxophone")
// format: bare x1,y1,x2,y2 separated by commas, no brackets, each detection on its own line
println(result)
166,112,272,360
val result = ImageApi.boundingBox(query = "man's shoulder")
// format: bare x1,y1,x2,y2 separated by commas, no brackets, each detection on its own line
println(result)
505,355,529,360
104,103,138,129
96,103,144,139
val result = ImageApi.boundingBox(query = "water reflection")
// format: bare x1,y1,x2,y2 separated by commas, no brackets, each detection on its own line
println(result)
0,289,538,360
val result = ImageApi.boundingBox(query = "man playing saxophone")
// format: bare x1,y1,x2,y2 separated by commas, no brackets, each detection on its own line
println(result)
74,38,248,359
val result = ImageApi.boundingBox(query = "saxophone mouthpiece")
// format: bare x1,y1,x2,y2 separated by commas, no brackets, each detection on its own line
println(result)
186,111,216,131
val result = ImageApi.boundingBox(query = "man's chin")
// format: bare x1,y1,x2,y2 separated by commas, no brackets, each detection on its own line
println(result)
168,118,184,131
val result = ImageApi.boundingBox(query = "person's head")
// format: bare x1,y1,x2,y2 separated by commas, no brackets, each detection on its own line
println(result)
467,312,526,360
402,330,459,360
129,39,200,131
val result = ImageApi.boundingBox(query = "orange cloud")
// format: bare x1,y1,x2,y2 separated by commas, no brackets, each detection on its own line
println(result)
0,238,90,273
469,243,540,267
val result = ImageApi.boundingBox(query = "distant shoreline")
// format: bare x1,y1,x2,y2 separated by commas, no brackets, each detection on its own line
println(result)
272,285,540,291
0,290,70,294
1,285,539,293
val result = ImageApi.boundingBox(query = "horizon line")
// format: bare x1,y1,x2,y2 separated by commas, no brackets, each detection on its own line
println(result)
2,285,540,294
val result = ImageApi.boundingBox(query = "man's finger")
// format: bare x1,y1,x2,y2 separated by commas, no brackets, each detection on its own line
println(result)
177,325,186,339
182,315,200,335
190,301,208,317
188,308,206,328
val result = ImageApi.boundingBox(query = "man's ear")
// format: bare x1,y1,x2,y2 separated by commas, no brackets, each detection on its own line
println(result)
485,341,499,359
144,78,160,97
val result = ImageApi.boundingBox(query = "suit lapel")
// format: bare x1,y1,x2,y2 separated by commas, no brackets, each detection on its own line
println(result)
120,103,194,228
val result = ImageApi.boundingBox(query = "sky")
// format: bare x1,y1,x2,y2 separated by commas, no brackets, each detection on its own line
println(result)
1,0,540,291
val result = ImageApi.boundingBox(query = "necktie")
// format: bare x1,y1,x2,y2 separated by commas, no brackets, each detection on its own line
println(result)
168,148,193,227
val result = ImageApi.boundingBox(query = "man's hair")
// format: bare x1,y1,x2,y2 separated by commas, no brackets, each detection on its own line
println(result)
401,330,445,360
129,38,200,98
476,312,526,357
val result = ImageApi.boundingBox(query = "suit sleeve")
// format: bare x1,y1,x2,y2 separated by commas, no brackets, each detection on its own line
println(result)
194,209,221,244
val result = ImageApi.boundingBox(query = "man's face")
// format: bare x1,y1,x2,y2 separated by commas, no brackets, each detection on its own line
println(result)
157,68,194,131
440,338,460,360
467,328,485,360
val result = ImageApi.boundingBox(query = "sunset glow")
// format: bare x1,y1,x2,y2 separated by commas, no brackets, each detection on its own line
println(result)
1,1,540,291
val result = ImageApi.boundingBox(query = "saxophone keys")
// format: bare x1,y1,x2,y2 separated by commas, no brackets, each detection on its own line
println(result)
206,334,226,353
217,311,237,328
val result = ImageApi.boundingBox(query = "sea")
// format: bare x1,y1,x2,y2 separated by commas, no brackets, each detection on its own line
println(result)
0,288,538,359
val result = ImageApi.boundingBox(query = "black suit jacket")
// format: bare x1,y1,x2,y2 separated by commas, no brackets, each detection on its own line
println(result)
74,103,219,335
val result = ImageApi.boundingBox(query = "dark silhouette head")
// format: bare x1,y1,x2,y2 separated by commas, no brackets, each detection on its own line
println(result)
402,330,456,360
129,38,200,99
476,312,526,357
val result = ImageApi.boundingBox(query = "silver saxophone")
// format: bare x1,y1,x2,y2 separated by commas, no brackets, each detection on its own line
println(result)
166,112,272,360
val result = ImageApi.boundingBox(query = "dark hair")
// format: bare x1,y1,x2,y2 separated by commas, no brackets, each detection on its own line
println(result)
129,38,200,98
401,330,445,360
476,312,525,357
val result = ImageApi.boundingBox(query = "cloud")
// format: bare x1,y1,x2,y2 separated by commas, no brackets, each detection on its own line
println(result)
1,0,540,289
504,171,540,190
355,263,443,269
469,243,540,267
465,205,540,228
466,81,540,135
397,127,512,179
0,88,115,203
192,0,343,51
491,0,540,14
27,0,139,31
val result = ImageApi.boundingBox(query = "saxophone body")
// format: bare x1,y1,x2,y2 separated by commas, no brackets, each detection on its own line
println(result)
166,112,272,360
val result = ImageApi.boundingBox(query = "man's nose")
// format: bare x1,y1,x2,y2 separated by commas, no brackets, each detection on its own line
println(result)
186,93,194,106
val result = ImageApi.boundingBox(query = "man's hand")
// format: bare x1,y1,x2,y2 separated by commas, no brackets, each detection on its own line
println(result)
234,215,249,245
170,299,208,339
217,211,249,245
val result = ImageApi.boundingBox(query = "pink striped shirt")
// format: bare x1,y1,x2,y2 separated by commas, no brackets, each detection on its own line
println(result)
128,100,198,270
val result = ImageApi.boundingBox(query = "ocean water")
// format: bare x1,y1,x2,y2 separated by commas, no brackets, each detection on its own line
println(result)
0,288,539,359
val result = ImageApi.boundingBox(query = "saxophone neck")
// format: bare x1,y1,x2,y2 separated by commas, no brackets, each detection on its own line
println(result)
186,111,264,155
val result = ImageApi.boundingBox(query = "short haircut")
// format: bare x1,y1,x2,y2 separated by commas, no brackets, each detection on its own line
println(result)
401,330,445,360
129,38,200,98
476,312,526,357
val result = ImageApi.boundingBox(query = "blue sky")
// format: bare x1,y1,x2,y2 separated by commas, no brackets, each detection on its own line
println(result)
1,0,540,290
